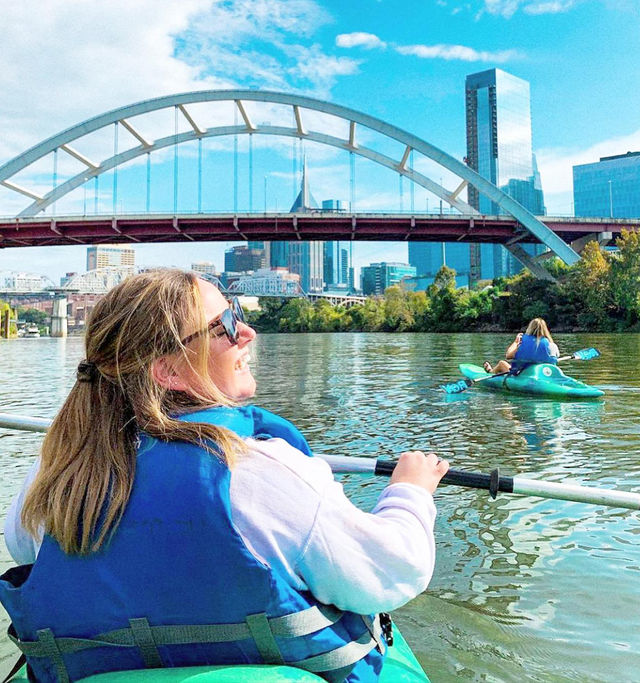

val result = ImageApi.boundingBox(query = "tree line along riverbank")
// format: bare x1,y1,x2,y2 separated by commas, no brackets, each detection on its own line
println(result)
247,229,640,334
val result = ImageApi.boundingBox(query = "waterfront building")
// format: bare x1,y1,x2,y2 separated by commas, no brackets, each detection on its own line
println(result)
86,244,135,271
360,262,416,296
573,151,640,218
224,246,267,273
191,261,219,276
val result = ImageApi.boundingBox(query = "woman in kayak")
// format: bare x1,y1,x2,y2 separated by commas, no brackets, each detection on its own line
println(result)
483,317,559,374
1,269,448,683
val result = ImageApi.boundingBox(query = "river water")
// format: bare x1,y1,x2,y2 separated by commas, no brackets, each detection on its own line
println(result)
1,333,639,681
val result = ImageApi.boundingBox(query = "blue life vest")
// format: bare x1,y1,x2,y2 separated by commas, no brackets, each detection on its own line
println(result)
0,405,385,682
511,334,558,371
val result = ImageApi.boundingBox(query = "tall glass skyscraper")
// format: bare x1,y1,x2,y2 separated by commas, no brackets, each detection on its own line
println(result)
573,151,640,218
324,241,349,288
465,68,545,281
409,68,545,286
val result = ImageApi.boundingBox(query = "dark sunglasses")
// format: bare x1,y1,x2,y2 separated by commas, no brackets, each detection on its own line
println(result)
181,297,246,346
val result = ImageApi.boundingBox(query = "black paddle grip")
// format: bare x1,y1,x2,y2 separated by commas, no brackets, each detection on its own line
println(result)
374,460,514,497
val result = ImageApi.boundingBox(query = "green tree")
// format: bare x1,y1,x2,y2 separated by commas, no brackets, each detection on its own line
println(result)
565,240,613,329
311,299,342,331
610,229,640,327
18,307,49,325
383,286,414,331
278,298,315,332
348,298,385,331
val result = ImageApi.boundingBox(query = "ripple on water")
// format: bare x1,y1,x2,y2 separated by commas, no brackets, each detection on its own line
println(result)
2,332,640,681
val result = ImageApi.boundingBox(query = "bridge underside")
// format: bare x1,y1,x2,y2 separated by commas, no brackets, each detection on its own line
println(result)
0,214,633,249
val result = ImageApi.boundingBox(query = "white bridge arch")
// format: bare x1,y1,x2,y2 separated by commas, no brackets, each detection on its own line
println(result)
0,90,580,275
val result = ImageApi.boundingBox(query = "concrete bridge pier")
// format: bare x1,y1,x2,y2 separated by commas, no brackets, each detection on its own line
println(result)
51,296,68,337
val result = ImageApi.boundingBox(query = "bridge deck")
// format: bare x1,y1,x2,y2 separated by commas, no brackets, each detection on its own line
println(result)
0,213,636,248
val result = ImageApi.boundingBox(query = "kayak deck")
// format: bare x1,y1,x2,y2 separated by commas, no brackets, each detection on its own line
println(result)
9,621,428,682
459,363,604,399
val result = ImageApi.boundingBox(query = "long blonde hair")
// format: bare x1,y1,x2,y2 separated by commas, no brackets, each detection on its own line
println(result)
22,269,246,555
525,317,554,344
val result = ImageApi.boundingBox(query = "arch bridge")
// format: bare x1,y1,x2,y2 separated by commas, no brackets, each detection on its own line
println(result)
0,89,613,280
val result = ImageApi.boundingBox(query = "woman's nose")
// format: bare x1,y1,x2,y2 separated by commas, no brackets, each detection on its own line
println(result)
236,321,256,345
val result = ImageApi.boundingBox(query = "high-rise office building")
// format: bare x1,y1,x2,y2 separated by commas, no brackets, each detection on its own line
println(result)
191,261,219,276
465,68,546,281
224,246,266,273
409,69,545,285
360,262,416,296
408,242,473,288
573,151,640,218
248,241,270,268
324,241,349,289
86,245,135,271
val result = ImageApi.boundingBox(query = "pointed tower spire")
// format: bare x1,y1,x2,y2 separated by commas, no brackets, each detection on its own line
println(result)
289,155,318,212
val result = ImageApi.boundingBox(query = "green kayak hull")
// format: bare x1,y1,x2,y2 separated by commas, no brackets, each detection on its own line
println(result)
9,621,428,682
459,363,604,399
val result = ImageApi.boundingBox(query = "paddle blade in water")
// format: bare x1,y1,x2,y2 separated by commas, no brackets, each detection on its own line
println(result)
574,348,601,361
442,379,472,394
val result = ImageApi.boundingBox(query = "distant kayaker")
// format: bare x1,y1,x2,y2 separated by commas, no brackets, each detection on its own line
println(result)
1,269,449,682
483,317,559,374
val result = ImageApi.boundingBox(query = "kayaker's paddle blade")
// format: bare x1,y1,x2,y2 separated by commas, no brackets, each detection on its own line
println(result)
573,347,600,361
442,379,472,394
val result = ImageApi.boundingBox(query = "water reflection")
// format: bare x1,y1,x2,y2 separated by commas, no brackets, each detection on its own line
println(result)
1,333,640,681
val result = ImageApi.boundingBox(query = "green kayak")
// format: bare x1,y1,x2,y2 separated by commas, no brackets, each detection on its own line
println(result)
459,363,604,399
8,621,428,682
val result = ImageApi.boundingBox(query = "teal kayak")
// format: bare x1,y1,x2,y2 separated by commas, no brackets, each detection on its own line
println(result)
8,621,428,682
459,363,604,399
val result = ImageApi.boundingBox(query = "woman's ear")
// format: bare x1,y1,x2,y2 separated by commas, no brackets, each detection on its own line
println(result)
151,356,190,392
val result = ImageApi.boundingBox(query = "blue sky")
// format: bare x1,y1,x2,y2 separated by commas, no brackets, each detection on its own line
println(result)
0,0,638,283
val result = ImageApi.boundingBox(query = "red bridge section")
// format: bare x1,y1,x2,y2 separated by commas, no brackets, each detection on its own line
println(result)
0,213,635,249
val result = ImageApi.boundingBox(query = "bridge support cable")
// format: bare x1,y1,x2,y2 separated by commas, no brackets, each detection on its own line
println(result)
198,139,203,214
173,107,179,214
0,89,580,271
52,148,58,215
146,153,151,213
112,122,119,214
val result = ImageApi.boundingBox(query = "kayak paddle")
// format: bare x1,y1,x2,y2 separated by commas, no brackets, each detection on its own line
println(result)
1,411,636,511
318,453,640,511
441,347,601,394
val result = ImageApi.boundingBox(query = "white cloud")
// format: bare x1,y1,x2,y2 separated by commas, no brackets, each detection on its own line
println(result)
0,0,356,166
536,128,640,214
395,44,519,63
0,0,220,161
523,0,577,14
482,0,577,17
335,32,387,50
179,0,358,96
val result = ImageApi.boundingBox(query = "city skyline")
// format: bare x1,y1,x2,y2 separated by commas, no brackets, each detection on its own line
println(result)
0,1,638,282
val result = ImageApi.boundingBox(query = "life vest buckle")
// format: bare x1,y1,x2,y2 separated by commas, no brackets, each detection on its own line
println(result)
379,612,393,647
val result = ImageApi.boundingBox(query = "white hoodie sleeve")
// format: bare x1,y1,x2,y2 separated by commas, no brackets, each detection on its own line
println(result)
230,438,437,614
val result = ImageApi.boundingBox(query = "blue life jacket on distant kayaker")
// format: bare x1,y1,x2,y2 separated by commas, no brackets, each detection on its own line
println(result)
0,405,385,683
510,334,558,372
